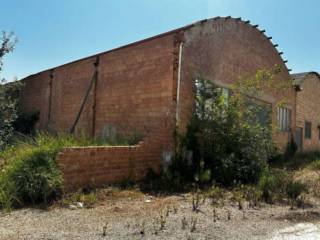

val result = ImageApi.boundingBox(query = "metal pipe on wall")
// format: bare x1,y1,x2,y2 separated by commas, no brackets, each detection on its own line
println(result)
175,42,184,127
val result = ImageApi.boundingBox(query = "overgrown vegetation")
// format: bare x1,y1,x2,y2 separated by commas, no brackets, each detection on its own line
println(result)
0,31,20,150
142,67,312,210
145,68,282,193
0,133,139,210
0,42,315,213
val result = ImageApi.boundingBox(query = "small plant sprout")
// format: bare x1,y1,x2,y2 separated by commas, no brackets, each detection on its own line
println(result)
207,185,224,206
166,206,170,217
181,216,188,230
102,222,108,237
160,215,166,231
242,211,246,220
232,190,244,210
213,208,219,222
227,210,231,220
286,181,307,210
125,222,130,229
139,221,145,235
155,214,166,231
192,188,206,213
190,216,197,232
152,218,158,235
173,206,178,214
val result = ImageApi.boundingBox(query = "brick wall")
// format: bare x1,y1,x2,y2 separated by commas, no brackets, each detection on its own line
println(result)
57,125,168,190
296,73,320,151
20,34,177,140
19,33,178,188
178,17,295,151
19,17,298,189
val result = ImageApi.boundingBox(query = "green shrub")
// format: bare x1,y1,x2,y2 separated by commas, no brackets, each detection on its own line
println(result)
282,137,298,161
258,169,288,203
180,79,275,186
275,151,320,170
286,181,307,208
0,32,18,150
0,134,66,209
309,160,320,171
141,160,193,194
0,132,124,210
13,111,40,135
242,185,262,207
205,185,225,205
62,190,97,208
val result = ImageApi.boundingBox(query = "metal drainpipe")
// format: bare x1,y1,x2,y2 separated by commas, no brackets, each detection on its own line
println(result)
48,70,54,126
175,42,184,127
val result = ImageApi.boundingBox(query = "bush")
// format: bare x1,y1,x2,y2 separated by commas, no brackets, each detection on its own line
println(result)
272,150,320,169
286,181,307,208
62,190,98,208
141,162,193,194
0,32,17,150
0,80,22,150
284,137,298,160
3,148,62,206
13,111,40,135
309,160,320,171
242,185,262,207
0,134,66,209
205,185,225,205
0,132,123,210
179,79,275,186
258,169,288,203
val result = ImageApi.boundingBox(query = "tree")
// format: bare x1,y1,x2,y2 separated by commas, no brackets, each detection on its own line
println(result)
178,67,291,185
0,31,18,150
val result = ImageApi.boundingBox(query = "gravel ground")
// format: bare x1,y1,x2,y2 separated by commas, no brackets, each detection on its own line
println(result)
1,190,320,240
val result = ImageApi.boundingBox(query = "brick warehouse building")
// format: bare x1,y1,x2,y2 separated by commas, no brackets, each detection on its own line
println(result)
293,72,320,151
19,17,297,189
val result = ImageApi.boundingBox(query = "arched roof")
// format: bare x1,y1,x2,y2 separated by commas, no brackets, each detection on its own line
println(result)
23,16,290,79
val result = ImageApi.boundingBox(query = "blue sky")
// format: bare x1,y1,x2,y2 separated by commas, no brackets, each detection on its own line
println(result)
0,0,319,80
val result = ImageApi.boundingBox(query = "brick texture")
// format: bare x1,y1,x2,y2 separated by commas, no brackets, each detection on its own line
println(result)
19,17,296,188
296,73,320,151
178,18,295,151
57,126,168,190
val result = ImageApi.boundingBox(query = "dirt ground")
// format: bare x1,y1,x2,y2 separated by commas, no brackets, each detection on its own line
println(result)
1,189,320,240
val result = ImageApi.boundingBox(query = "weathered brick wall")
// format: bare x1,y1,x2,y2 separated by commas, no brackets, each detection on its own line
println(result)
57,125,167,190
296,74,320,151
19,33,178,188
20,71,51,129
178,17,295,151
20,58,97,135
19,17,298,188
95,34,177,142
20,34,177,140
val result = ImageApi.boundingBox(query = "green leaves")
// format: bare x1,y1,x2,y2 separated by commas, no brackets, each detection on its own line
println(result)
182,77,276,186
0,32,18,150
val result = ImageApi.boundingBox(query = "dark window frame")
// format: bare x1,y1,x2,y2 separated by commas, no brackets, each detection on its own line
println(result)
305,121,312,139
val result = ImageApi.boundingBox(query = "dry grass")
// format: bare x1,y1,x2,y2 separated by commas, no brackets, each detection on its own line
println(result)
294,168,320,198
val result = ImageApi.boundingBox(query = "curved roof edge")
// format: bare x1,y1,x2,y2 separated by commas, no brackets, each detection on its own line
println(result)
22,16,289,79
291,71,320,87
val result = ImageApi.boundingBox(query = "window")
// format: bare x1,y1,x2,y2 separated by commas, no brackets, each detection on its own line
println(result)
305,121,312,139
245,98,272,128
195,79,230,119
277,107,291,132
220,87,230,101
214,86,230,104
